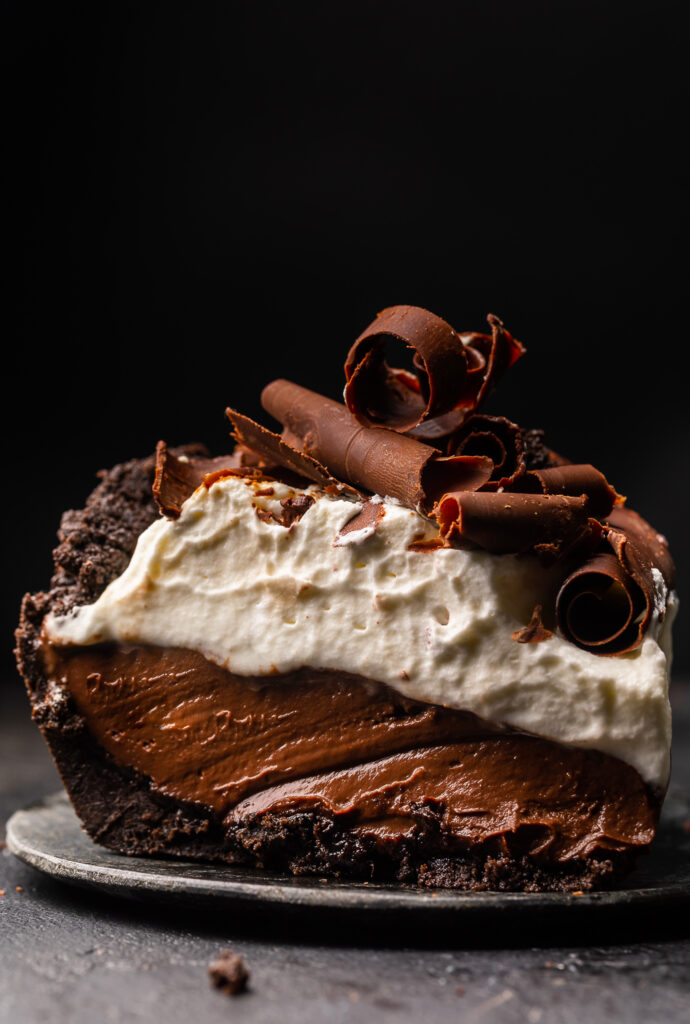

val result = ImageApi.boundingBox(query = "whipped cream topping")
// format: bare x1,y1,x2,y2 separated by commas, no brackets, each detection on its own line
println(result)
45,474,675,788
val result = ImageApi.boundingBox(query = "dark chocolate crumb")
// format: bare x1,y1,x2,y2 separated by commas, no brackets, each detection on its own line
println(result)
511,604,553,644
521,428,561,470
208,949,250,997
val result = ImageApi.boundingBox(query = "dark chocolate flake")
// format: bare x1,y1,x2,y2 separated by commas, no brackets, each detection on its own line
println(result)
335,499,386,544
153,441,247,519
280,493,316,526
512,605,553,644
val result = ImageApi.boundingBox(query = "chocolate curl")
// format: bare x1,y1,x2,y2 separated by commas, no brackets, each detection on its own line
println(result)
555,508,674,656
556,553,646,656
344,305,470,433
436,491,592,555
261,379,494,511
411,314,525,439
447,415,526,490
516,464,623,520
473,314,525,410
344,306,524,438
153,441,248,519
226,408,359,497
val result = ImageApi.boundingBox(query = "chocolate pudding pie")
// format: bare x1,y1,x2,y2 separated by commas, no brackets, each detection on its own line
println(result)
16,306,676,891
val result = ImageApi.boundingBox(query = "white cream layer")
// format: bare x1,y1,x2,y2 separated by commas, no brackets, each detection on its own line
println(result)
45,474,675,788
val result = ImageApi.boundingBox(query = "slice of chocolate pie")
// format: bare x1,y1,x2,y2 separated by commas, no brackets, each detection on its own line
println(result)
16,306,676,891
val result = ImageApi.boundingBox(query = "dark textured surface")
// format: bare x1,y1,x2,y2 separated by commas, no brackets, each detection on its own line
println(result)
1,683,689,1023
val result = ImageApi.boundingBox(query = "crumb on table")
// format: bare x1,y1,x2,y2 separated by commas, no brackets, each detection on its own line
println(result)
208,949,250,997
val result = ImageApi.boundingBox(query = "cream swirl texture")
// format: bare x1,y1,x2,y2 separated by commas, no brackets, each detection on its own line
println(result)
45,474,675,788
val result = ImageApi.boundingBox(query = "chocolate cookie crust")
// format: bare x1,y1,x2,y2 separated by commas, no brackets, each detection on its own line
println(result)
16,451,643,891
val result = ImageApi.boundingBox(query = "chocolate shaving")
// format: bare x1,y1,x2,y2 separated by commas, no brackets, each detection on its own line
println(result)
447,414,526,490
555,508,674,656
279,493,316,526
253,494,315,529
512,604,553,644
226,408,359,497
515,464,622,520
436,491,594,556
261,379,494,511
344,306,524,437
407,535,445,552
153,441,247,519
334,499,386,545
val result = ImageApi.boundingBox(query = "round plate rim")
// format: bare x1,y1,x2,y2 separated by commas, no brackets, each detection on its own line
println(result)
6,792,690,914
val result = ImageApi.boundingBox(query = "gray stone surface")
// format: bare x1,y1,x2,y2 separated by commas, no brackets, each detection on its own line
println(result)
2,682,690,1024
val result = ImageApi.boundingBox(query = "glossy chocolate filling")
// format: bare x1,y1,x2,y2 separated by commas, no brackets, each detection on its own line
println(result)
41,643,659,862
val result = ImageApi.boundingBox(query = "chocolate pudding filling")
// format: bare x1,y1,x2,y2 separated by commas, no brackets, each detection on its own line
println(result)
41,642,658,863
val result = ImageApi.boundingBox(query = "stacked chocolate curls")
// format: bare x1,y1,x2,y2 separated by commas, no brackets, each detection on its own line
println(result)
155,305,674,658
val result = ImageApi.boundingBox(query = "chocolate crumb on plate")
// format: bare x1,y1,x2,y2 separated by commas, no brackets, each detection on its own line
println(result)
208,949,250,996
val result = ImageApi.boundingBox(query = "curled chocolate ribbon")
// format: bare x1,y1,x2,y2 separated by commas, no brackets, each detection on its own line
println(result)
556,553,645,656
435,491,594,556
447,415,526,491
515,464,622,520
344,306,524,438
556,507,675,656
261,379,494,511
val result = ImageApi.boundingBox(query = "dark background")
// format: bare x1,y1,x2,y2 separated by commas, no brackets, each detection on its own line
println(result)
3,0,688,687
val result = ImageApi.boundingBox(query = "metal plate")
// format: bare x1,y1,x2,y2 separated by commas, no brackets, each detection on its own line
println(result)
6,790,690,919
